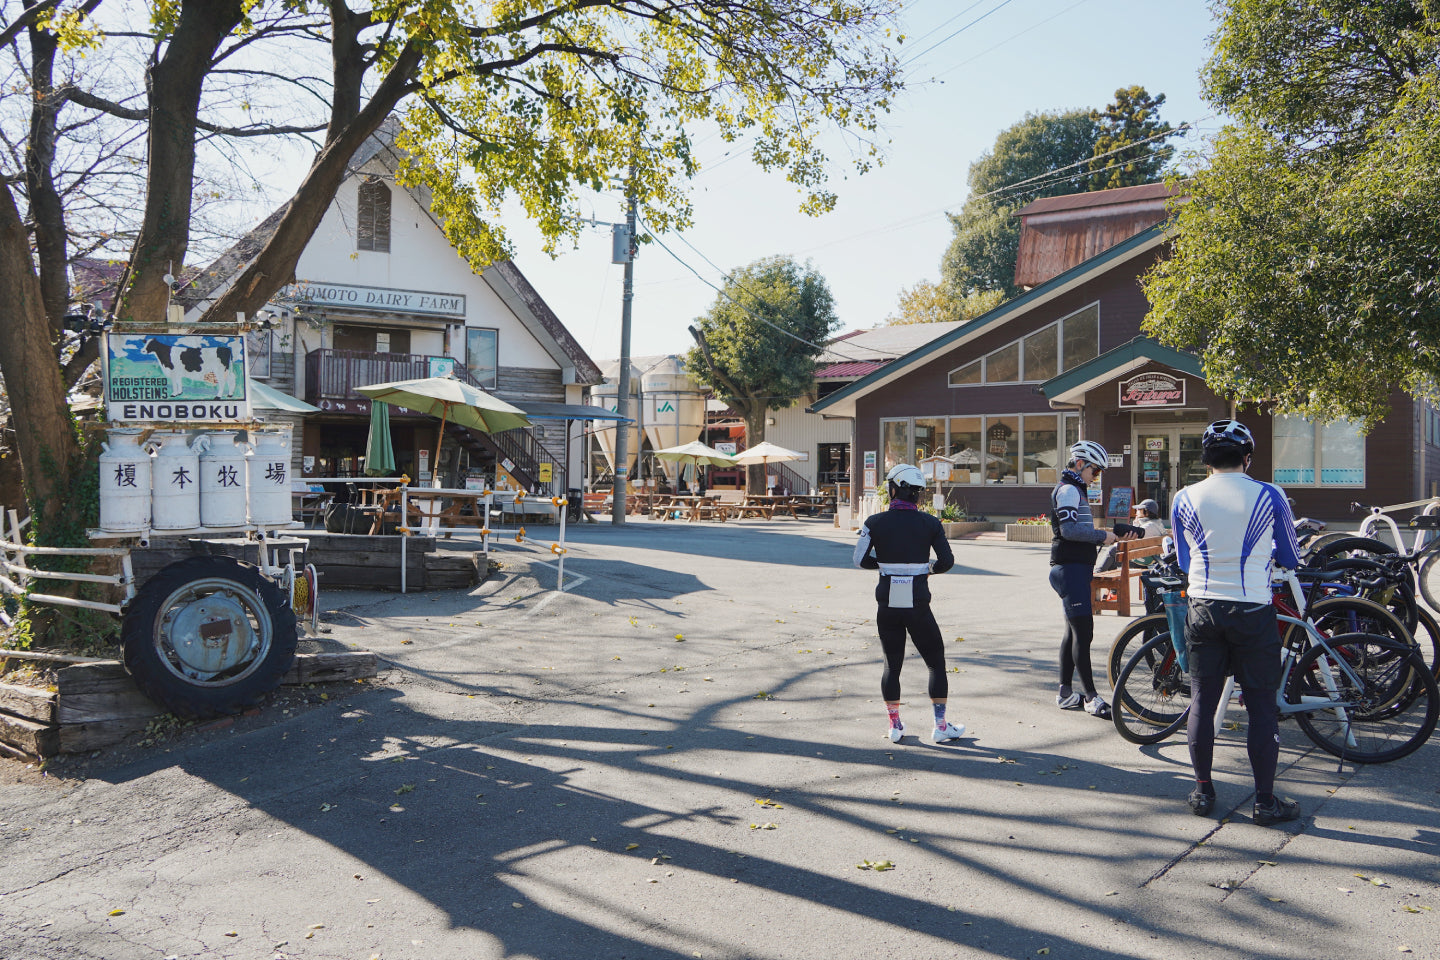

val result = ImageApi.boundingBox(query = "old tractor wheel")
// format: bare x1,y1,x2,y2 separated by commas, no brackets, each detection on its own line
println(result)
122,556,297,719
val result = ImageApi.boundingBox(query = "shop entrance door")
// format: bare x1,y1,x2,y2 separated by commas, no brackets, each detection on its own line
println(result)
1134,426,1208,514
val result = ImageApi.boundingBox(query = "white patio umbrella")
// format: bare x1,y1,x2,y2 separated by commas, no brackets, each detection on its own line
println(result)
731,440,803,491
654,440,736,491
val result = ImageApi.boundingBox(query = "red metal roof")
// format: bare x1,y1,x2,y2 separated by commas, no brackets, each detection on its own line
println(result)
1013,183,1184,289
1014,182,1181,217
815,360,889,379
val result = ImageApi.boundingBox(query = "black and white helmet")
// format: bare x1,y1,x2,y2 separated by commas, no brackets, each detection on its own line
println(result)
1202,419,1254,454
1069,440,1108,468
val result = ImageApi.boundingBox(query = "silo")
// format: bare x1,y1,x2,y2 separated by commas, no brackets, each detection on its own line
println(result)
590,360,640,479
641,356,707,484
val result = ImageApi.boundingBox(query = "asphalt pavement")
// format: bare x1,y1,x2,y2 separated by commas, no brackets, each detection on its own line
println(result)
1,516,1437,959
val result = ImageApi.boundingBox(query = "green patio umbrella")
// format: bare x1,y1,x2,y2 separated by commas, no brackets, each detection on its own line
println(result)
356,374,530,457
365,401,396,476
248,377,320,413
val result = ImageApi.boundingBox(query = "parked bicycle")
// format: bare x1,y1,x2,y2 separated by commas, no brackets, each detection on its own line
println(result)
1111,571,1438,762
1308,498,1440,613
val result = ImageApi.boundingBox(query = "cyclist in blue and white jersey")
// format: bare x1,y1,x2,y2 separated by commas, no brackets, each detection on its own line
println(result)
1170,419,1303,825
1048,440,1117,718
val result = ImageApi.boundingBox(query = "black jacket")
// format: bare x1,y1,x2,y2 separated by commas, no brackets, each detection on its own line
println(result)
1049,470,1107,565
853,506,955,606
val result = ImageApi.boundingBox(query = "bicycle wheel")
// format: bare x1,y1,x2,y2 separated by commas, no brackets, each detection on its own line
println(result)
1287,596,1412,652
1412,606,1440,679
1317,556,1418,632
1418,551,1440,616
1111,634,1192,744
1301,531,1354,561
1314,535,1399,562
1106,613,1171,688
1287,634,1439,763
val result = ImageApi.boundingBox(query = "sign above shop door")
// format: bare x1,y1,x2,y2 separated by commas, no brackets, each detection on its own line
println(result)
1119,372,1186,408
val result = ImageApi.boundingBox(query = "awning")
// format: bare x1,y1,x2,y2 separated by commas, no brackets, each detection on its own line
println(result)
518,401,634,423
1039,336,1203,406
250,378,322,413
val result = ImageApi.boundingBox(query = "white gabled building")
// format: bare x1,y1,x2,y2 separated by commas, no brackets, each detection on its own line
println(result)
178,124,601,493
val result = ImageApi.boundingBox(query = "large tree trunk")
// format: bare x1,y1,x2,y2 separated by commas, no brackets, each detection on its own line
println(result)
0,182,82,526
122,0,246,322
743,409,767,495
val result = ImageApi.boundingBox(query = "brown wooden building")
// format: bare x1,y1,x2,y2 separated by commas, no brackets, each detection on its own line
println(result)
811,187,1440,523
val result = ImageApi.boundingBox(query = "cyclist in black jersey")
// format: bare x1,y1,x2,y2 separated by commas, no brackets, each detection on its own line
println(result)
854,464,965,744
1049,440,1117,718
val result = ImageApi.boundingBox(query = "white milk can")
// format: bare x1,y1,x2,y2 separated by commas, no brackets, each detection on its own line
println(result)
149,432,202,530
248,431,292,525
198,431,249,527
97,428,152,532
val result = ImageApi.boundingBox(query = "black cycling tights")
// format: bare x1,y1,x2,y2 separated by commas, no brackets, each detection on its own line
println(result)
877,605,948,702
1188,672,1280,795
1058,615,1098,698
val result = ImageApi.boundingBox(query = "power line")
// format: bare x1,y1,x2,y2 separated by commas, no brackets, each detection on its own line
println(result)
636,214,907,361
901,0,1018,67
930,0,1092,79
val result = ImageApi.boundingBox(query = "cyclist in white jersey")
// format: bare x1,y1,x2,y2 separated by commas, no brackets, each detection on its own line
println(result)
1169,419,1302,825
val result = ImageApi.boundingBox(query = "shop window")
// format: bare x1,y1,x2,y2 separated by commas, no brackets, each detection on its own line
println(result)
984,342,1020,383
882,419,910,474
1023,326,1057,381
947,417,982,485
466,328,498,388
948,359,981,386
1024,414,1060,485
1273,414,1365,486
948,303,1099,388
914,418,944,462
1061,303,1099,371
986,417,1019,484
357,178,391,253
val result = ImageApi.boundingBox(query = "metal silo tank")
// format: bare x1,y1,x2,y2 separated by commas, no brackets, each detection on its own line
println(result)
590,361,640,477
641,356,707,484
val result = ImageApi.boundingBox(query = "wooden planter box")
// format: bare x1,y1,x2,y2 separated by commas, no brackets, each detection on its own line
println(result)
1005,523,1053,543
0,651,378,760
942,521,994,538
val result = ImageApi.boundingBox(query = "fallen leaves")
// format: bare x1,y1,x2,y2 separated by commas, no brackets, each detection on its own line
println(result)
1355,874,1391,887
753,798,784,809
395,784,415,795
750,822,778,830
856,859,894,872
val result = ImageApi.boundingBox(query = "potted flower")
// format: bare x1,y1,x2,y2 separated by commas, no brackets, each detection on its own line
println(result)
1005,514,1053,543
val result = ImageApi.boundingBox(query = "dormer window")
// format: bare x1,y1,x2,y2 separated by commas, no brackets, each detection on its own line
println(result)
357,177,391,253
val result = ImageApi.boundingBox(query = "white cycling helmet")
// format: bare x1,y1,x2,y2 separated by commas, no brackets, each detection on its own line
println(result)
1202,419,1255,453
886,463,926,489
1069,440,1109,468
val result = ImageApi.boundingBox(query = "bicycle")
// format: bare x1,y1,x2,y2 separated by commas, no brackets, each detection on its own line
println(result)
1309,498,1440,612
1106,564,1419,687
1113,621,1437,763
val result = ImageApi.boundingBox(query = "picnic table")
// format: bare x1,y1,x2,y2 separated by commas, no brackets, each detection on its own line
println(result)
787,493,837,517
366,486,492,535
732,494,804,520
650,494,728,522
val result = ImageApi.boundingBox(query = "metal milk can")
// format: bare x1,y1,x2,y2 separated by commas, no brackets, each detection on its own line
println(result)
248,431,292,525
149,432,203,530
198,431,249,527
97,428,152,532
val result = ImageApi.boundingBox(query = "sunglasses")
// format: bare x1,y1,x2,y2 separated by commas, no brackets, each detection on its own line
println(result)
1084,463,1104,474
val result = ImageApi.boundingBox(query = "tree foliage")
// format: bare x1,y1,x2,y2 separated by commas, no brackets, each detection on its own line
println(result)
941,88,1175,300
0,1,901,545
885,280,1002,325
685,256,837,491
1142,0,1440,425
1088,85,1174,190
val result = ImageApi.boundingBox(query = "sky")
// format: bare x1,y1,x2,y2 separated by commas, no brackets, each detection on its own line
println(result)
501,0,1224,367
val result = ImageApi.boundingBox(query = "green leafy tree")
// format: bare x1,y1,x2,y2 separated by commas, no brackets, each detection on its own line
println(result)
942,89,1174,300
1089,85,1175,190
1142,0,1440,425
686,257,838,493
0,1,900,625
885,280,1002,325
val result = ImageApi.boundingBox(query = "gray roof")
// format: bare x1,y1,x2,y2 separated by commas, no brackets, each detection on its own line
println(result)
817,321,966,364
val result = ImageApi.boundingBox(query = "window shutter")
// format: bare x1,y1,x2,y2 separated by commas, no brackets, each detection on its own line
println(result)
357,178,391,253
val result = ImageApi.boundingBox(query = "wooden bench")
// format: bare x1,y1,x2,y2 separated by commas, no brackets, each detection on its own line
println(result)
1090,535,1165,616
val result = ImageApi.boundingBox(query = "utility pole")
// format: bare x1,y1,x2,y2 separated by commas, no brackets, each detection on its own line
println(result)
611,164,638,525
